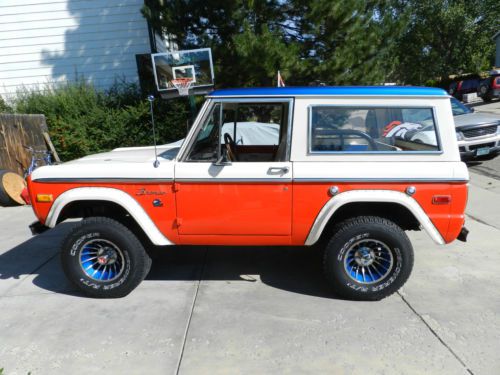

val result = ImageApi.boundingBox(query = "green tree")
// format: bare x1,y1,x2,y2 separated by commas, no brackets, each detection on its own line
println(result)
390,0,500,84
143,0,401,86
293,0,404,84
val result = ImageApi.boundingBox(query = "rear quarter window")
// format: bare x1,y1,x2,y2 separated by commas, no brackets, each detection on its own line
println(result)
309,106,441,153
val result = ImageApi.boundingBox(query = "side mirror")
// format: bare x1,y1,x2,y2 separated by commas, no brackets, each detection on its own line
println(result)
213,153,231,166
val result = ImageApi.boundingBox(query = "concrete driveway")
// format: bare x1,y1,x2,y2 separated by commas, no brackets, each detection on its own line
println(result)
1,172,499,375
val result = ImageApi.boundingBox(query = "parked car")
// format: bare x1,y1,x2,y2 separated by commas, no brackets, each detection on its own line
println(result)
451,98,500,160
26,86,469,301
406,98,500,161
405,98,500,161
477,70,500,102
449,78,480,100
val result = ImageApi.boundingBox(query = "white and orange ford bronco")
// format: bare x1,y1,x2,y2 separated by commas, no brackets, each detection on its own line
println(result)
27,87,469,300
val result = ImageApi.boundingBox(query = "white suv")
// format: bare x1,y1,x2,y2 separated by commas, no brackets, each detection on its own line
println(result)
27,86,469,300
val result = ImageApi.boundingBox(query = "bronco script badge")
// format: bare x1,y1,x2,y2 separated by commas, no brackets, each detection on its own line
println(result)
135,188,166,196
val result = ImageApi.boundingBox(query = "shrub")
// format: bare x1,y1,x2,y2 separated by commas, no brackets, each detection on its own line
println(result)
14,81,192,161
0,96,12,112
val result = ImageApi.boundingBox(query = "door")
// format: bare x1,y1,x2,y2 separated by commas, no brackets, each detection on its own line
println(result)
175,99,293,238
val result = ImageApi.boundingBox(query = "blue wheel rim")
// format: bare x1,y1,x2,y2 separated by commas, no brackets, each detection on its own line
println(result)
343,239,394,284
79,239,125,282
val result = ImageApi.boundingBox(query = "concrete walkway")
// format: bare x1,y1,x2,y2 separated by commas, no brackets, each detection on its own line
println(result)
0,172,499,375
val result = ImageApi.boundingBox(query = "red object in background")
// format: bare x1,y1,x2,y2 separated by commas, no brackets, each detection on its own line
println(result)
21,187,31,205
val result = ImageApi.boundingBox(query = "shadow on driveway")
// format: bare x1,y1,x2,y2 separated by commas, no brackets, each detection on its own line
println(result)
0,225,335,299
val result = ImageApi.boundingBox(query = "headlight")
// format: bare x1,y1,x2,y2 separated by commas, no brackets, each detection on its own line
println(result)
456,132,464,141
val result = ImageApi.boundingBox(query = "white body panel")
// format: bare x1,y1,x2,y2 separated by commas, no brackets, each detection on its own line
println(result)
290,97,460,162
175,162,292,181
30,143,181,181
31,157,175,181
293,161,468,182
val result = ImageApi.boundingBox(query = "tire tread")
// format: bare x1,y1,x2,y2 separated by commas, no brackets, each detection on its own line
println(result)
61,216,152,298
323,215,413,301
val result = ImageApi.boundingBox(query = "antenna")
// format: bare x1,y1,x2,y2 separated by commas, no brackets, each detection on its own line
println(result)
147,95,160,168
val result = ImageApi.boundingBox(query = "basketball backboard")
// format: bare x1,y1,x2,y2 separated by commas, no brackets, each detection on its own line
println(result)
152,48,214,98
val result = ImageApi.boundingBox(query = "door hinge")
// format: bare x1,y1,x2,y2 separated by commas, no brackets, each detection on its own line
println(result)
176,218,183,227
172,182,180,192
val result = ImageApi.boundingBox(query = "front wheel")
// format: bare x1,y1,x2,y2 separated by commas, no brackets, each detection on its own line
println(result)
61,217,152,298
323,216,414,301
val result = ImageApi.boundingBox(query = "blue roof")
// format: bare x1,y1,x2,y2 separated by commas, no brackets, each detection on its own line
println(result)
209,86,448,97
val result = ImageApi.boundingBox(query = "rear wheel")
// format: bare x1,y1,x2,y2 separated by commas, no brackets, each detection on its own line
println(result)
479,84,492,102
323,216,414,301
61,217,152,298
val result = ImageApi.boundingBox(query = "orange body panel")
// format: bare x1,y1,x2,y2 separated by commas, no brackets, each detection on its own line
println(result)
179,235,291,246
27,179,180,244
28,178,467,246
175,183,292,237
291,182,468,245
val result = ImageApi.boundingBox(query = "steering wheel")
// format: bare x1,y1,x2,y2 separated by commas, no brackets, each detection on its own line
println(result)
224,133,237,161
324,129,378,151
347,129,378,151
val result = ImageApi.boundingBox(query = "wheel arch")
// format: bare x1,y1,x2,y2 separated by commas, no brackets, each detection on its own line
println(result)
46,187,173,246
305,190,445,246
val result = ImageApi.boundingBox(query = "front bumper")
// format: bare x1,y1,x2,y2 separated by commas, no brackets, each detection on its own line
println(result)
457,226,469,242
458,135,500,160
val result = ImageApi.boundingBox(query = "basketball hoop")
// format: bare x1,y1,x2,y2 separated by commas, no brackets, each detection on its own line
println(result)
171,78,194,96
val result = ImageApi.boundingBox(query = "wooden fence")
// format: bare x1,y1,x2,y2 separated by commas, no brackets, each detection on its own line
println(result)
0,114,55,176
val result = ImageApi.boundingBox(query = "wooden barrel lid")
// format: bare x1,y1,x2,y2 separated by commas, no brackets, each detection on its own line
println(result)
0,170,27,205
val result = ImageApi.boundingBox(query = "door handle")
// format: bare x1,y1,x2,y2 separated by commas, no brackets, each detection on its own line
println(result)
268,166,290,174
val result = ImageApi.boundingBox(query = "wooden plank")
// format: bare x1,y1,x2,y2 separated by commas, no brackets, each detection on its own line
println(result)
43,131,60,162
0,114,51,176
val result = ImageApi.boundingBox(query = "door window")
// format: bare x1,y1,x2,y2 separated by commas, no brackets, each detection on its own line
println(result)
186,101,291,162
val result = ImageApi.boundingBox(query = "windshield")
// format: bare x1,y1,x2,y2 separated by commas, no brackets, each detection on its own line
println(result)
450,98,472,116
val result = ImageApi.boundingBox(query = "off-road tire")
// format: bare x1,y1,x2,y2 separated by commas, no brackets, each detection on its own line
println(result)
323,216,414,301
61,217,152,298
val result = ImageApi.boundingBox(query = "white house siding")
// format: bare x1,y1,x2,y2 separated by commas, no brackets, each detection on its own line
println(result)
0,0,152,100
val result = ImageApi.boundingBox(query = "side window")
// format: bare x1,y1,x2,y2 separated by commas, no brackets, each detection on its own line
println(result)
309,106,440,153
223,102,288,162
221,103,282,146
186,101,290,162
187,103,221,161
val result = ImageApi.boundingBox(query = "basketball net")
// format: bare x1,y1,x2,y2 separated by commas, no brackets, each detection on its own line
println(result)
171,78,194,96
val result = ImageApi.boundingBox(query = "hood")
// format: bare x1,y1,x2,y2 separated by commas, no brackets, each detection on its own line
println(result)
66,139,184,164
454,112,500,129
30,140,183,181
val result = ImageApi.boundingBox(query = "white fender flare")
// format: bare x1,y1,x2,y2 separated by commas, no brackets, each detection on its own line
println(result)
45,187,173,246
304,190,445,246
